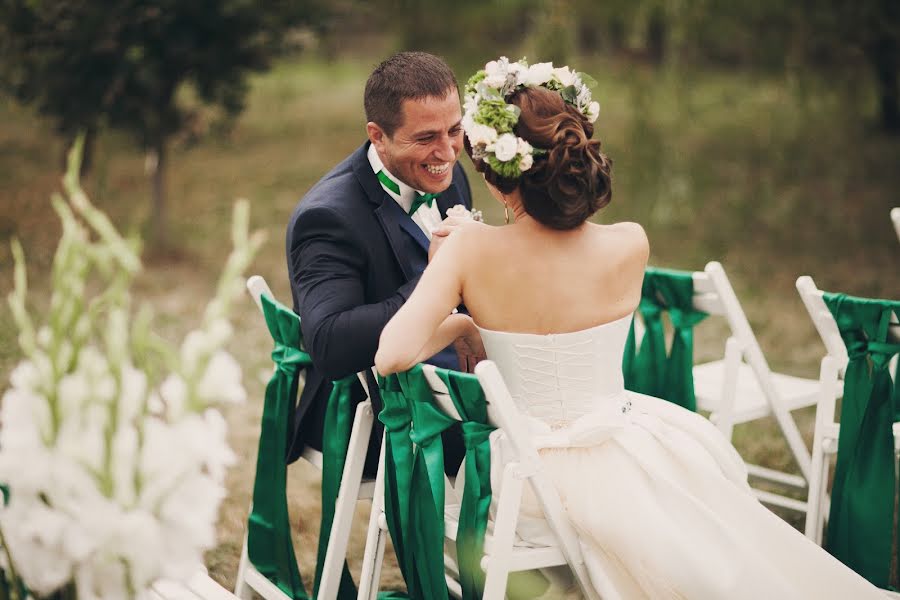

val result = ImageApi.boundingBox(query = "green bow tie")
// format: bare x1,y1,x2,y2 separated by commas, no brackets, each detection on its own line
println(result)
377,170,439,216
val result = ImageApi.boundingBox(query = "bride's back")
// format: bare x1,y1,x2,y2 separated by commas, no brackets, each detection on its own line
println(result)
458,219,648,335
453,83,647,334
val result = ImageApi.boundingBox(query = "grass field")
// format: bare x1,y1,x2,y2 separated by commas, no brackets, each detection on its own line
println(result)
1,52,899,593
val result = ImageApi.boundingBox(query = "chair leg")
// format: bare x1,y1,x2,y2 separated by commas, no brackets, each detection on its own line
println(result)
233,532,254,599
805,357,838,544
482,463,524,600
318,401,375,600
712,336,742,440
358,434,388,600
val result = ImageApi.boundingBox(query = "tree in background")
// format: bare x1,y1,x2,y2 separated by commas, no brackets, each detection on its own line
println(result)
0,0,327,247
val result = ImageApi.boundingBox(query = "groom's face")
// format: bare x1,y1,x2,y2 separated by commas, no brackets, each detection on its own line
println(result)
368,88,463,195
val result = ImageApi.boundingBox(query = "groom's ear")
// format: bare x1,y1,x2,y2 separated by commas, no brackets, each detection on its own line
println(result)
367,122,387,151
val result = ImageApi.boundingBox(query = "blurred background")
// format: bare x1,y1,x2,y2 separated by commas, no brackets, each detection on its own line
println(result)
1,0,898,590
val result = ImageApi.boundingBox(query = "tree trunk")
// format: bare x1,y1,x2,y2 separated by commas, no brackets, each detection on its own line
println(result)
150,139,168,248
868,37,900,134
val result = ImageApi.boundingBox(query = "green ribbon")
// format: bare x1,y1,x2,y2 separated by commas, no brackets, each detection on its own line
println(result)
436,369,495,600
376,169,438,215
314,377,358,599
248,294,357,599
822,292,900,588
378,372,420,597
623,267,708,411
378,367,496,600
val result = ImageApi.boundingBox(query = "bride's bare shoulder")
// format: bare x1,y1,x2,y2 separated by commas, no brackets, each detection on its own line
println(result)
594,221,649,253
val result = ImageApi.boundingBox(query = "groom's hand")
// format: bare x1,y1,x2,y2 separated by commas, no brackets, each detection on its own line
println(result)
453,331,486,374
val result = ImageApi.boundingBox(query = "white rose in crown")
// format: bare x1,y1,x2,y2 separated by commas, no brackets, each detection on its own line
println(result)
491,133,520,162
524,62,554,86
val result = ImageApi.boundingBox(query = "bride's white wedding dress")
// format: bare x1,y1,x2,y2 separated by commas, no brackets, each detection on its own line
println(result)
476,314,883,599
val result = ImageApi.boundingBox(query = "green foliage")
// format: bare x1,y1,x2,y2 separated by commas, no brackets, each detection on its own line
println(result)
0,0,326,145
485,154,521,179
474,99,519,133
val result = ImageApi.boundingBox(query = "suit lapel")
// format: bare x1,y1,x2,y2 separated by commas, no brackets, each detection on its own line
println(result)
374,197,428,280
352,143,465,280
437,181,465,217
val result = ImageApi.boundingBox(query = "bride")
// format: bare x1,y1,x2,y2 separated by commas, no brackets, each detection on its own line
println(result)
374,57,883,599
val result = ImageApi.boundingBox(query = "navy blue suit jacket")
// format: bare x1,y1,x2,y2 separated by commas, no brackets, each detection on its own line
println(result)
286,142,472,470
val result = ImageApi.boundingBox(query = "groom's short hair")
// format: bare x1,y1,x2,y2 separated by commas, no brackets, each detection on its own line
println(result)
365,51,458,137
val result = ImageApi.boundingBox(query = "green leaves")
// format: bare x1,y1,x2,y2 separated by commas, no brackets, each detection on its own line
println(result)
475,99,520,134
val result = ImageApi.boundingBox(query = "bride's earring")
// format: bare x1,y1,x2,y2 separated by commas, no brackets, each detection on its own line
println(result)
503,200,510,224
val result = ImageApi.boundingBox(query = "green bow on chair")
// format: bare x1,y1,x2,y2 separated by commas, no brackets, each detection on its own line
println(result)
378,367,495,600
623,267,708,411
247,294,357,599
822,292,900,589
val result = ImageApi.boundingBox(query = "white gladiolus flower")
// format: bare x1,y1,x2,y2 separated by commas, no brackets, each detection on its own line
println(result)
198,351,245,405
587,101,600,123
519,153,534,171
466,123,498,147
1,502,74,594
492,134,519,162
159,373,188,418
524,62,554,86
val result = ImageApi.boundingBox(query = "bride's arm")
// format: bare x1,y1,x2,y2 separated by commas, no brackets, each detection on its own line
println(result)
375,228,472,375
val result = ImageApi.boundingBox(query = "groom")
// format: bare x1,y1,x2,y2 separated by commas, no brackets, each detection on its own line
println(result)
285,52,472,472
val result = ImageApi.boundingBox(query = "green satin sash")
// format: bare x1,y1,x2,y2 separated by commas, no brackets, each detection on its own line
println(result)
378,371,419,597
248,294,357,599
436,369,494,600
378,367,496,600
822,292,900,589
623,267,708,411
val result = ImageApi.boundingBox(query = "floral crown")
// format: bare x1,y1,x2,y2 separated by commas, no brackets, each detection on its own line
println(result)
462,57,599,179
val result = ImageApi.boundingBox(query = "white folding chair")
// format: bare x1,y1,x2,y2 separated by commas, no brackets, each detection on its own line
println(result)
633,261,819,513
796,275,900,545
892,207,900,243
359,362,608,600
235,275,377,600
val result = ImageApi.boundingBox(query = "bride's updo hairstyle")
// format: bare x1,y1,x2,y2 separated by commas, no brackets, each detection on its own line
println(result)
462,58,612,230
469,87,612,230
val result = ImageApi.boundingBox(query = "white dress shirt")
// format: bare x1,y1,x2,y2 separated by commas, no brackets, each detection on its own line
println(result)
367,144,442,240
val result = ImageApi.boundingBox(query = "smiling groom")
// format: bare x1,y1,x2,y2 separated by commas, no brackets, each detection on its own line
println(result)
285,51,472,471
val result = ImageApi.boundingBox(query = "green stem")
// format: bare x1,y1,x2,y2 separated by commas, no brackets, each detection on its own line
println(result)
0,525,24,600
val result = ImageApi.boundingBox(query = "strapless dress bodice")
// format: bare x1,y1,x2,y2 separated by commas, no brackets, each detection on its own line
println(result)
475,314,632,427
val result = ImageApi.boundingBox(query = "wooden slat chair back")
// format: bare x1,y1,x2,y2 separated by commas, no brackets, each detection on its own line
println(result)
796,276,900,594
628,261,819,514
359,362,607,600
234,275,376,600
892,207,900,243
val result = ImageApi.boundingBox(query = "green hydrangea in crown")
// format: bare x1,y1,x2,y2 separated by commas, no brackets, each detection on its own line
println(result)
462,56,600,179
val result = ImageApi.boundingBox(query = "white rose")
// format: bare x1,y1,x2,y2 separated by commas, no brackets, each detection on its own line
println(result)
465,123,498,147
483,58,508,88
524,62,554,86
586,101,600,123
516,138,533,156
491,134,519,162
446,205,473,219
552,66,575,87
507,60,527,85
519,153,534,171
